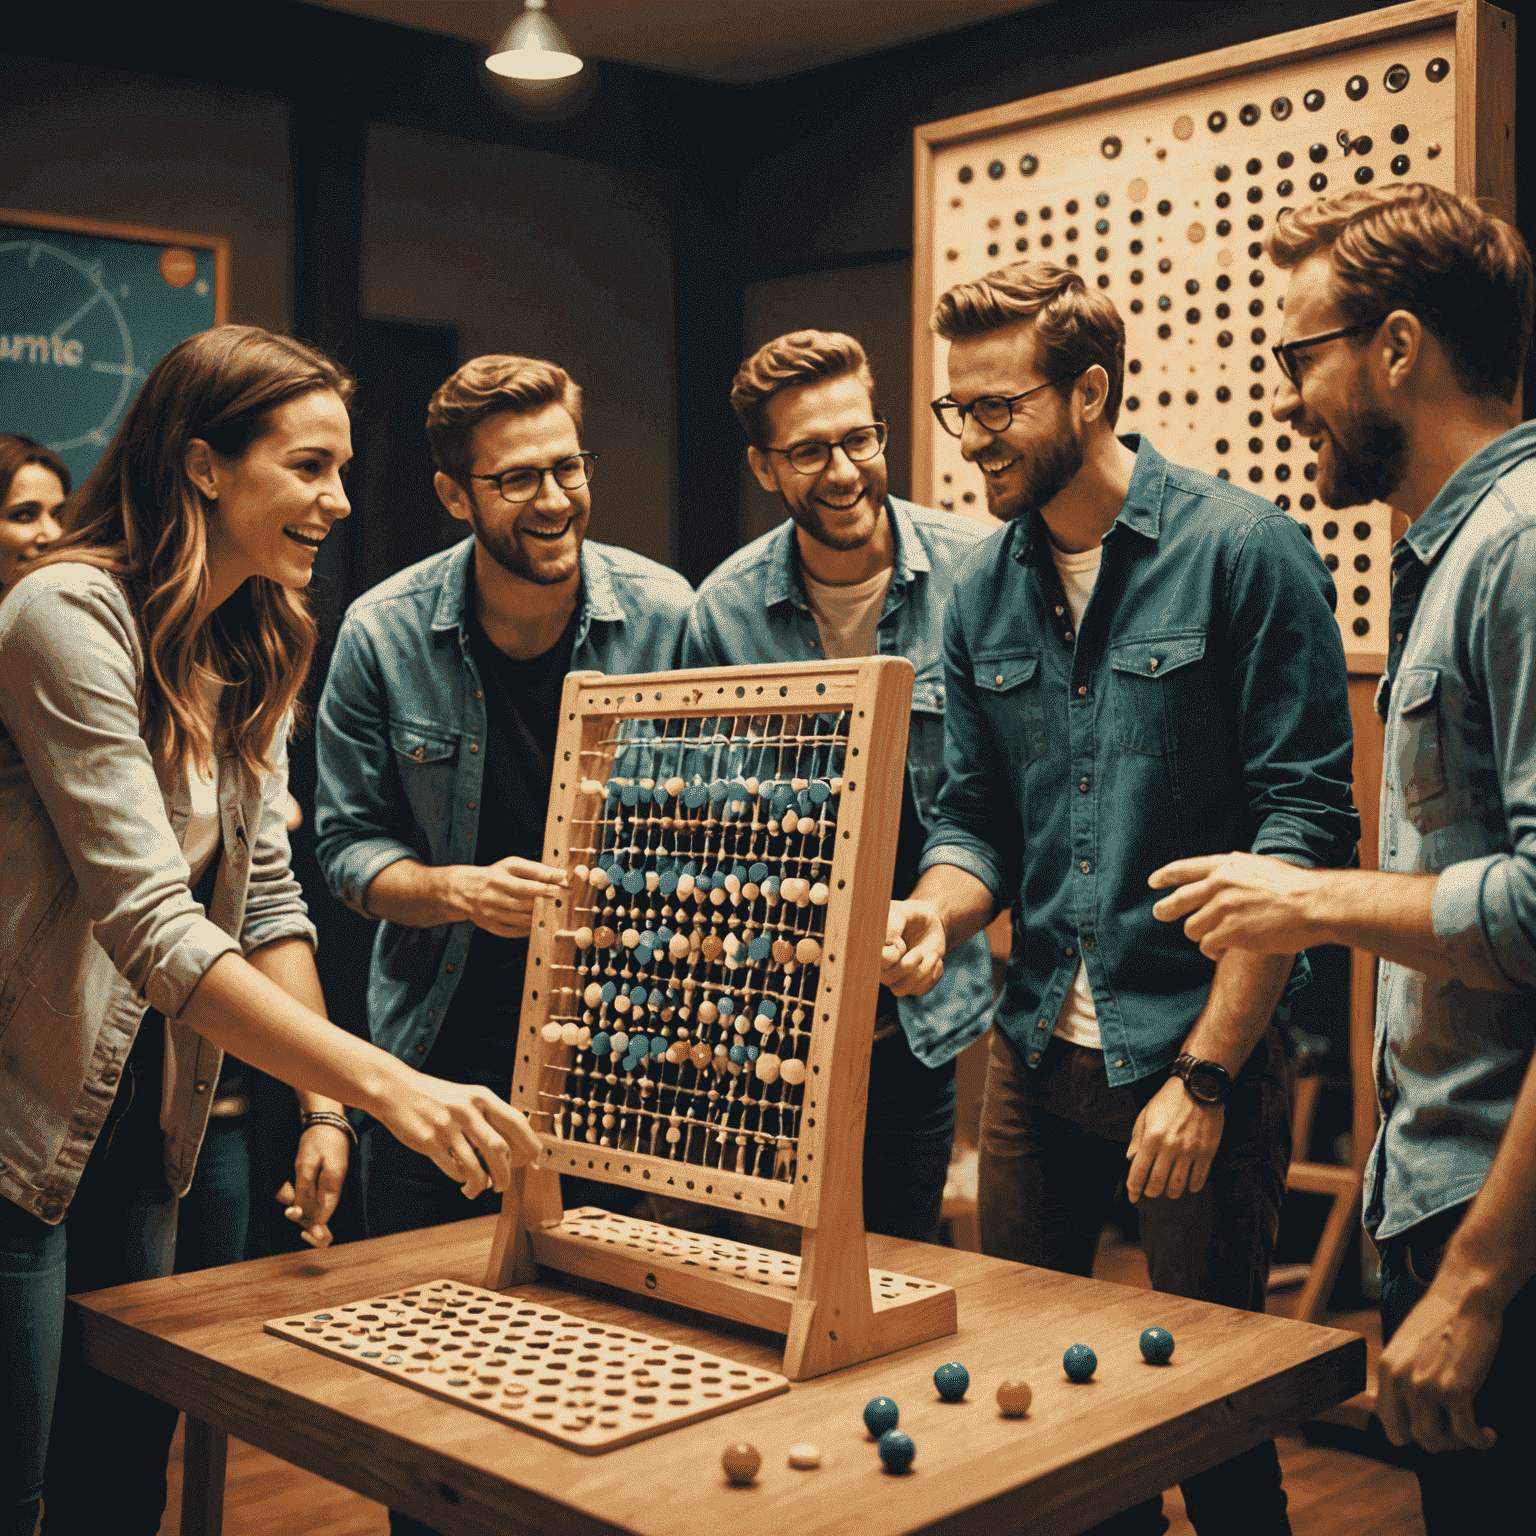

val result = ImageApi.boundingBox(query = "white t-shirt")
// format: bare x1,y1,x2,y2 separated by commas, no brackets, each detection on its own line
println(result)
802,565,893,660
182,678,223,887
1048,539,1104,1051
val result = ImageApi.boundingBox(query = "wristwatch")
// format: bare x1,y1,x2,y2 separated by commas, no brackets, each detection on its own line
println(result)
1170,1054,1232,1105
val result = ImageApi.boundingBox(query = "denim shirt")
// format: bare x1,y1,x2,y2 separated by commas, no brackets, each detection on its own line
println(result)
0,565,316,1222
1365,420,1536,1242
681,497,997,1068
922,434,1360,1088
314,536,693,1066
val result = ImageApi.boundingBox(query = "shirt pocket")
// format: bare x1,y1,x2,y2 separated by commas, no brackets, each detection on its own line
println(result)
906,676,947,822
390,721,460,837
1109,631,1208,757
973,652,1046,767
1394,667,1448,828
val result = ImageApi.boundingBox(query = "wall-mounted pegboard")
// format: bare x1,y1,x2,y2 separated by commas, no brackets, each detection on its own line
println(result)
914,0,1516,674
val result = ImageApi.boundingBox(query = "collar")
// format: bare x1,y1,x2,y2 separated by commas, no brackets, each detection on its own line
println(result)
1011,432,1165,566
430,536,624,635
764,495,924,608
1401,419,1536,570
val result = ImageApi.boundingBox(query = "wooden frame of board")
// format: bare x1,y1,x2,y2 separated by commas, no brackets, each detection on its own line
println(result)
911,0,1517,1335
0,206,230,323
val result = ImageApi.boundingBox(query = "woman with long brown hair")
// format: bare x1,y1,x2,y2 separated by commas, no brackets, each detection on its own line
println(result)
0,326,541,1536
0,433,69,595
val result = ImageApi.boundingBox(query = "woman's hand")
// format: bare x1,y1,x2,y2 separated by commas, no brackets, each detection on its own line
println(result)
381,1080,544,1197
276,1122,350,1247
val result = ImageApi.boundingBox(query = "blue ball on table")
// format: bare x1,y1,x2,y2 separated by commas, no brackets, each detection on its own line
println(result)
933,1361,970,1401
1063,1343,1097,1382
878,1428,916,1473
1139,1326,1175,1364
863,1395,900,1436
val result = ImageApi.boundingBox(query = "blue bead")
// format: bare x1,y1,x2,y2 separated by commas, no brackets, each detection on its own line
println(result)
591,1032,610,1056
745,1044,759,1060
605,863,625,886
708,779,729,802
1063,1343,1097,1382
717,996,735,1015
809,780,831,804
684,784,708,807
629,987,648,1007
763,876,781,896
649,1036,667,1058
623,870,645,894
1139,1326,1175,1364
748,937,771,961
600,982,618,1004
878,1429,915,1472
728,1043,748,1065
933,1361,969,1401
863,1396,900,1436
757,999,778,1018
731,862,749,882
620,784,640,806
658,872,678,895
749,863,770,883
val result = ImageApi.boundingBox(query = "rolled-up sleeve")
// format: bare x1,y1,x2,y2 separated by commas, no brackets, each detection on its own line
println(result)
917,595,1015,904
0,571,239,1017
313,614,420,916
1226,514,1360,870
1431,525,1536,992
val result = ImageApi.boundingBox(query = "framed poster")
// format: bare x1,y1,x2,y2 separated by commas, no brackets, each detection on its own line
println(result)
0,207,230,485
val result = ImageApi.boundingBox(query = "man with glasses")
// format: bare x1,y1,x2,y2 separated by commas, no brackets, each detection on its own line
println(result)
313,356,689,1401
1148,185,1535,1536
680,329,996,1243
883,263,1359,1536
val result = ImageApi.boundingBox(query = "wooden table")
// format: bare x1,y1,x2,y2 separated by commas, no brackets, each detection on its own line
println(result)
73,1216,1365,1536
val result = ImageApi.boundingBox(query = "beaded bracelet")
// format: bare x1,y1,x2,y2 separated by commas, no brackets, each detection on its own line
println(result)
299,1110,358,1145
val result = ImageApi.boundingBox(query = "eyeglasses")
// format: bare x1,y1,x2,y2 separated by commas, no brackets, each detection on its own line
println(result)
930,371,1085,438
1271,317,1388,387
469,451,597,504
762,420,887,476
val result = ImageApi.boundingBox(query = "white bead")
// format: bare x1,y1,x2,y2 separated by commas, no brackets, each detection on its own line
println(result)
665,776,685,796
669,933,691,960
782,809,799,833
583,983,603,1008
560,1022,581,1046
780,1058,807,1085
755,1054,781,1083
610,1031,629,1052
541,1022,563,1043
581,779,604,795
677,874,695,899
613,995,631,1013
573,926,594,948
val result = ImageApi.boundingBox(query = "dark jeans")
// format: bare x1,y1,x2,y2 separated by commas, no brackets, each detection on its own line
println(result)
174,1112,252,1272
0,1036,181,1536
1379,1201,1536,1535
978,1026,1293,1536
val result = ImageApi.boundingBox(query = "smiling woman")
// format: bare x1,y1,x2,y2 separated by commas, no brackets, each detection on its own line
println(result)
0,434,70,595
0,325,545,1536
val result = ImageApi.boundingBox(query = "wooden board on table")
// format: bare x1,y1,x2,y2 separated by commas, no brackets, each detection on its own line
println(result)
266,1277,787,1453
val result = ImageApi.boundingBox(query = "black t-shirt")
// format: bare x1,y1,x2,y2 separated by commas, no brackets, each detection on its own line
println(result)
423,591,581,1087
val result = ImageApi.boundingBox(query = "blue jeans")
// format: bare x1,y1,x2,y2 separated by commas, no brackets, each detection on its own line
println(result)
0,1041,180,1536
173,1113,252,1273
1379,1202,1536,1535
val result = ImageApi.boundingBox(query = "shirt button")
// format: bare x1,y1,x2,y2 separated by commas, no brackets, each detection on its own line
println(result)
428,1009,436,1019
1028,1052,1041,1064
1079,779,1089,792
416,1043,427,1054
467,801,477,810
470,744,479,754
474,689,483,699
1063,947,1074,958
1077,685,1088,697
1055,605,1065,616
446,963,456,973
808,638,817,648
1080,860,1091,873
1084,939,1097,950
1114,1059,1126,1068
1064,631,1074,643
194,1081,210,1094
996,673,1005,686
1394,633,1404,642
1038,1019,1049,1029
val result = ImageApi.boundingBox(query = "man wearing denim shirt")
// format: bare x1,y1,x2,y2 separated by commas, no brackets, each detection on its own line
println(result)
682,330,995,1243
883,264,1359,1536
314,357,690,1204
1151,187,1535,1535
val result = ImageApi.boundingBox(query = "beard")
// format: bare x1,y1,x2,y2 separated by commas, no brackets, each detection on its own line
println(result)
779,464,888,553
1316,399,1409,510
468,503,582,586
981,415,1085,523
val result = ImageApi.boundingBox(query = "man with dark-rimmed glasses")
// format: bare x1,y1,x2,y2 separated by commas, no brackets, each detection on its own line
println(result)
313,356,691,1536
883,262,1359,1536
679,329,996,1245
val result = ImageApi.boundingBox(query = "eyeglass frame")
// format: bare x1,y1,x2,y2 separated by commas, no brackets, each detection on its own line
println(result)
1271,316,1390,388
930,370,1087,439
468,450,598,504
759,418,888,477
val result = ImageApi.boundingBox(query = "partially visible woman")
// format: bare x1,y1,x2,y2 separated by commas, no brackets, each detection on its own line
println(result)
0,434,69,594
0,327,544,1536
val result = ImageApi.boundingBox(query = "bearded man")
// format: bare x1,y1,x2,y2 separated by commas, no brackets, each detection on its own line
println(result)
881,263,1359,1536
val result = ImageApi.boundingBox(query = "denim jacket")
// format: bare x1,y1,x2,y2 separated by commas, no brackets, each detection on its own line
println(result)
922,435,1360,1087
0,565,317,1223
1367,421,1536,1241
681,497,997,1068
313,536,693,1065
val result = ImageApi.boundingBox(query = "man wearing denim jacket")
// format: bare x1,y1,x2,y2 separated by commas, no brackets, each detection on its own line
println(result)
682,330,996,1244
883,265,1359,1536
1151,187,1535,1536
315,356,692,1283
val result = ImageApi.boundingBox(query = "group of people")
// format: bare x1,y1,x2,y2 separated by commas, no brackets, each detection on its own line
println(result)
1,179,1530,1536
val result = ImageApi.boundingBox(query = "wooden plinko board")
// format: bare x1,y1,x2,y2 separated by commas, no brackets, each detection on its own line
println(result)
266,1277,788,1454
913,0,1517,675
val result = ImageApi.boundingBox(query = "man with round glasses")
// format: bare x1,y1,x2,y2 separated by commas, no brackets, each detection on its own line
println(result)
680,329,996,1245
883,263,1359,1536
313,357,690,1422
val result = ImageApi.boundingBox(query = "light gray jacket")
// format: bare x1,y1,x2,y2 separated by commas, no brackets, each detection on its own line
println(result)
0,564,316,1223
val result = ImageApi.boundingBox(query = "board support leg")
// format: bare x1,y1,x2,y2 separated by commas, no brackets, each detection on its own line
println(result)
180,1414,227,1536
486,1163,564,1289
783,1217,877,1380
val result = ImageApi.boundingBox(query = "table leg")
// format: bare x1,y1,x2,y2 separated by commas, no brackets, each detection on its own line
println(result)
180,1415,228,1536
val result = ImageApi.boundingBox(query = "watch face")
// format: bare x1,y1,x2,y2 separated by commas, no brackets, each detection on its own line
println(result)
1185,1062,1228,1102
